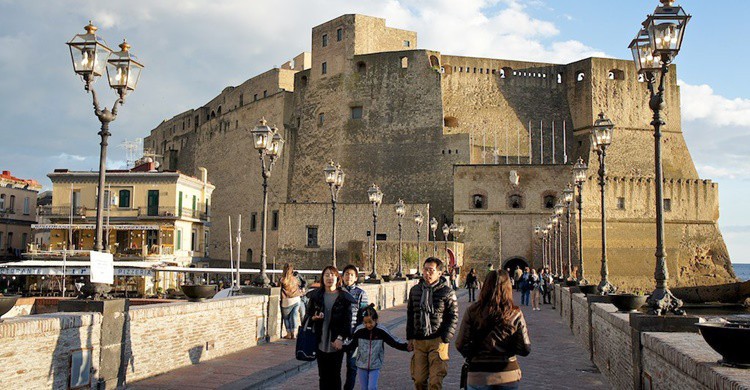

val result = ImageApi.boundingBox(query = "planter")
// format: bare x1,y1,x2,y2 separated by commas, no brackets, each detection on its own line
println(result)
610,294,648,312
579,285,598,295
180,285,217,302
697,321,750,368
382,275,392,282
565,279,579,287
0,295,20,321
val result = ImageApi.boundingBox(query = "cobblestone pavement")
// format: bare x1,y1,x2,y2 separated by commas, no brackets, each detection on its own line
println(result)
268,290,608,389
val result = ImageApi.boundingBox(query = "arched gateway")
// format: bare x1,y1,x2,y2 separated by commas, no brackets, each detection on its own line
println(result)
502,257,529,273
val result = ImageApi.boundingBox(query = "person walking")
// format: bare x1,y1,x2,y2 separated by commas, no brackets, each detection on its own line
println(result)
512,267,522,291
519,268,531,306
465,268,479,302
280,263,304,339
541,268,553,305
342,304,411,389
407,257,459,390
530,269,542,311
295,270,309,319
305,266,357,389
456,269,531,390
342,264,370,390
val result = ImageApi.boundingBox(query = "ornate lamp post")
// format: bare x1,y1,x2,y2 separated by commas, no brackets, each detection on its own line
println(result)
563,185,575,279
551,214,561,278
429,217,438,257
366,184,383,282
534,226,542,267
542,227,549,269
546,221,554,275
573,158,588,283
251,119,284,287
394,199,406,279
414,211,424,276
554,203,564,278
629,0,690,315
442,223,450,257
324,161,345,267
67,22,143,297
591,113,616,295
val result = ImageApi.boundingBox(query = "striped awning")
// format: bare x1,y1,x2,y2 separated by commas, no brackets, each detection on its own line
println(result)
32,224,162,230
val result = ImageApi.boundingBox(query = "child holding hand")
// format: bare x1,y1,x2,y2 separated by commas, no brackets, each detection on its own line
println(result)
343,304,412,390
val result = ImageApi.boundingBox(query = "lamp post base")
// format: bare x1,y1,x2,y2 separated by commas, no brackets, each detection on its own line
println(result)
366,272,382,284
647,287,685,316
252,273,271,288
78,282,113,300
597,280,617,296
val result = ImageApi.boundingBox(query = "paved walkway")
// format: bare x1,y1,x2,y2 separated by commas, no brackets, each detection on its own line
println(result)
129,290,607,389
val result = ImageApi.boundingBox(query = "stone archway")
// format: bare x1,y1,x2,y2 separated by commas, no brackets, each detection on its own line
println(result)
502,257,529,274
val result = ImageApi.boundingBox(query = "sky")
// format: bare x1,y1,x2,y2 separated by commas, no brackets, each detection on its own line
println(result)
0,0,748,264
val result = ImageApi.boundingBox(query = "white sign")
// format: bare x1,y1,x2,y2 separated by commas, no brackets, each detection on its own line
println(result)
90,251,114,284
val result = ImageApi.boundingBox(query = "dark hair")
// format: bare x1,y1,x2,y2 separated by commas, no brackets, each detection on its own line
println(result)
473,270,518,329
424,257,443,270
320,265,342,289
342,264,359,275
361,303,378,320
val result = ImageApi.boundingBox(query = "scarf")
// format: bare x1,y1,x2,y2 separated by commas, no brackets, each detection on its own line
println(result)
419,282,436,336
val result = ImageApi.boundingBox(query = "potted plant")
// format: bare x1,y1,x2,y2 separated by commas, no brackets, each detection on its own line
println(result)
610,291,648,312
697,319,750,368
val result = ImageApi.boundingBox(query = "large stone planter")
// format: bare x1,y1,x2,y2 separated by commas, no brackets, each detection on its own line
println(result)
0,295,20,321
697,320,750,368
610,293,647,312
180,285,217,302
578,285,598,295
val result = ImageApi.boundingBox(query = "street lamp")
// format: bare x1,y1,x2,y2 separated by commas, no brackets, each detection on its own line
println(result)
414,210,424,276
591,112,616,295
324,161,345,267
554,203,564,278
546,221,554,275
563,185,575,280
541,227,549,269
251,119,284,287
366,184,383,282
534,226,542,268
67,22,143,297
394,199,406,279
630,0,690,315
551,214,561,279
429,217,438,257
442,223,450,257
573,157,588,283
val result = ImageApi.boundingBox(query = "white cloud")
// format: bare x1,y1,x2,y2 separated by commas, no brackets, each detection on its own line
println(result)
679,81,750,127
56,153,86,162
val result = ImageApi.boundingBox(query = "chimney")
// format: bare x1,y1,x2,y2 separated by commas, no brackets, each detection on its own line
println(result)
198,167,208,184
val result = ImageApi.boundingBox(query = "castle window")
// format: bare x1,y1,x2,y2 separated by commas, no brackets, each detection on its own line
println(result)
322,62,327,74
301,75,308,87
473,67,477,73
557,73,563,84
307,226,319,247
544,195,556,209
254,94,258,101
430,55,440,68
479,68,483,74
499,69,505,78
263,90,267,98
664,198,672,212
492,69,496,74
239,94,244,106
272,210,279,231
444,116,459,128
322,34,328,47
608,69,625,80
472,194,485,209
508,194,524,209
337,28,343,41
351,106,363,119
401,57,408,68
576,71,585,82
250,212,257,231
319,113,325,126
502,67,513,78
617,197,625,210
403,40,410,47
357,61,367,74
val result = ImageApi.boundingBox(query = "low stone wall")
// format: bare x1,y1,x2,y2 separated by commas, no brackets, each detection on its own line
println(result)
560,286,572,326
0,312,103,389
591,302,632,390
126,295,268,382
570,293,589,352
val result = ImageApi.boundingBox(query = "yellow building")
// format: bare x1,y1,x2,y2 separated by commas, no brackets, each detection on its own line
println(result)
22,160,215,296
0,170,42,261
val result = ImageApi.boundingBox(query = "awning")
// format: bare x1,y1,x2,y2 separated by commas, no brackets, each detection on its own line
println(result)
32,224,163,230
0,260,160,277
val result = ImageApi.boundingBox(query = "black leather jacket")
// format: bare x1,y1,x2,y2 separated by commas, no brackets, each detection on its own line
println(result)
304,288,356,343
455,304,531,365
406,276,459,342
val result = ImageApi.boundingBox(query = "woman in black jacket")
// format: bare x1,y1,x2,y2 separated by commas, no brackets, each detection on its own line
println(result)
456,269,531,390
304,265,356,389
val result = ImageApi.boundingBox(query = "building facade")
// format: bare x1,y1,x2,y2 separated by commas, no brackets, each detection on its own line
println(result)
144,14,735,288
0,171,42,261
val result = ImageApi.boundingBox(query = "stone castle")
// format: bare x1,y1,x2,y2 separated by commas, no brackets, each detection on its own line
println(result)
144,14,736,289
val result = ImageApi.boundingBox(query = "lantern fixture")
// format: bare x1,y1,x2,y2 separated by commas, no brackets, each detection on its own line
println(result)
106,40,144,100
414,210,424,226
629,28,661,75
367,184,383,206
268,129,284,157
554,202,564,216
591,112,614,151
252,118,273,151
395,199,406,217
563,184,575,204
645,0,690,61
67,22,112,86
573,157,588,184
442,223,450,240
324,161,337,184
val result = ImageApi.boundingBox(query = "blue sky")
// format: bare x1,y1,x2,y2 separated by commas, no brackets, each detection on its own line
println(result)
0,0,748,263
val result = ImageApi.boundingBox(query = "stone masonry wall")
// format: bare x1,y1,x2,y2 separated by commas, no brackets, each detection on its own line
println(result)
590,302,632,390
0,312,102,390
125,295,268,382
571,293,590,352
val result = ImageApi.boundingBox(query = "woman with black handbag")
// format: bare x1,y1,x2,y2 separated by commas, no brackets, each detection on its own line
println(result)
303,265,357,389
455,270,531,390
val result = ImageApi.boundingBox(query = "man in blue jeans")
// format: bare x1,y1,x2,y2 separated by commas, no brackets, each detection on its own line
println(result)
341,265,369,390
519,267,531,306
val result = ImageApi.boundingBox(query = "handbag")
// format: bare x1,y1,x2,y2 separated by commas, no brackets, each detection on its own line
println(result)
295,315,317,361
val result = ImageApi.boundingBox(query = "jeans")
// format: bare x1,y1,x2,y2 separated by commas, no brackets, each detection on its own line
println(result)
468,288,476,302
344,348,358,390
317,350,344,389
281,302,300,334
357,368,380,390
468,382,520,390
299,296,308,320
520,290,530,306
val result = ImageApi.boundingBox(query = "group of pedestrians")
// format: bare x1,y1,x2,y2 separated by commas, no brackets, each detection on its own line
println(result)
288,258,532,390
511,266,553,311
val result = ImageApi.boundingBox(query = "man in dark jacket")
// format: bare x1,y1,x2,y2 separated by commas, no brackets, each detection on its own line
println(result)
407,257,459,390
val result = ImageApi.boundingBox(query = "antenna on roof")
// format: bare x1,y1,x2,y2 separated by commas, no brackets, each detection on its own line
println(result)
119,138,143,168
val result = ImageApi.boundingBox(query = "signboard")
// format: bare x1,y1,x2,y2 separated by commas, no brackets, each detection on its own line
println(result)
90,251,114,284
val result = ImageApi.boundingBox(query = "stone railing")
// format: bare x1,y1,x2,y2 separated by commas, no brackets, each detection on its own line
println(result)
553,284,750,390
